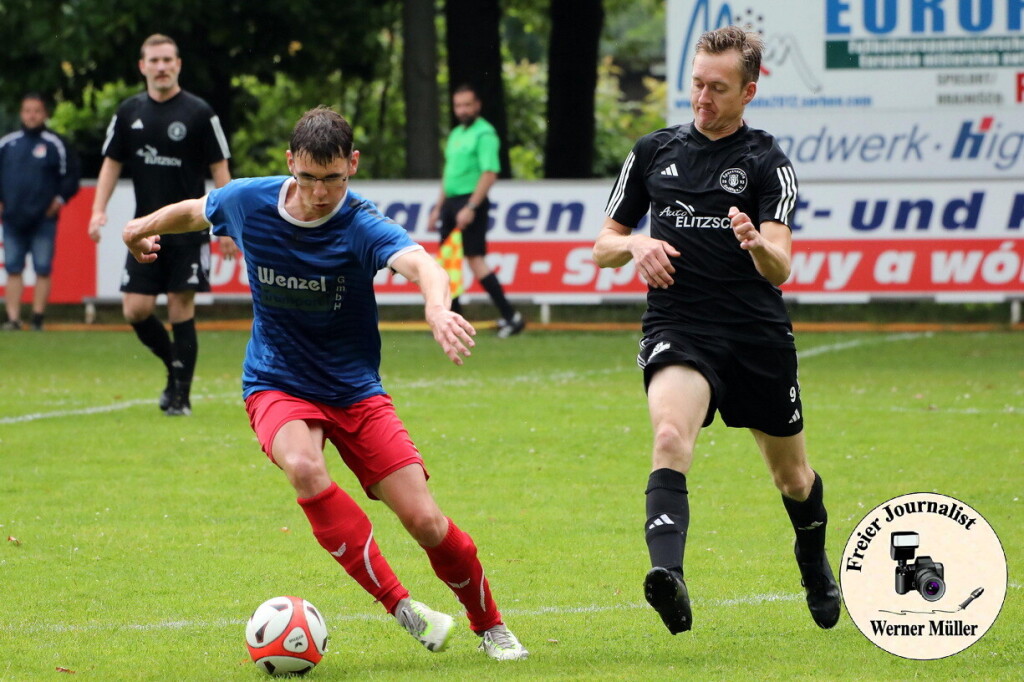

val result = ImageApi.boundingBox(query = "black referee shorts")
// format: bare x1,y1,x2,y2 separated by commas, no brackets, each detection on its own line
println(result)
439,194,490,257
121,241,212,295
637,329,804,438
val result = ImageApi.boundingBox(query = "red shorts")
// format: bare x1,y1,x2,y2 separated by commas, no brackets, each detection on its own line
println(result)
244,390,427,499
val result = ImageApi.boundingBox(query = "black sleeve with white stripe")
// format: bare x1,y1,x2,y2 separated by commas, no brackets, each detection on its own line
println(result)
759,162,799,230
203,113,232,164
101,99,131,162
604,136,653,229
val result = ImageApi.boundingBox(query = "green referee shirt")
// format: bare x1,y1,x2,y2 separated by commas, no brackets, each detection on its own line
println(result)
442,117,500,196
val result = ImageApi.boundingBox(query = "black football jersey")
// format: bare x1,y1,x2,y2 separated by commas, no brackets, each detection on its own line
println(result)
102,90,230,244
606,123,798,347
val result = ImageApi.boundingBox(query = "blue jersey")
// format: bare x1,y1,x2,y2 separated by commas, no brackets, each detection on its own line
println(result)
204,177,423,406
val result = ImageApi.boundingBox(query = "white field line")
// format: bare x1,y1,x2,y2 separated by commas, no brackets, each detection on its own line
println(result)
6,331,1015,421
1,592,802,634
6,582,1021,635
814,403,1022,416
795,331,930,359
0,392,239,425
0,398,155,424
1,334,929,426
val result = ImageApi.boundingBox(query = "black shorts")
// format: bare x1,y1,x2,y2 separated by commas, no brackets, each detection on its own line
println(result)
120,241,211,295
637,330,803,437
439,195,490,257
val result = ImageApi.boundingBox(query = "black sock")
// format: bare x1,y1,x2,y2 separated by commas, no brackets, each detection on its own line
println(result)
645,468,689,576
31,312,44,328
171,319,198,398
782,471,827,561
131,315,174,373
478,273,515,321
450,297,463,316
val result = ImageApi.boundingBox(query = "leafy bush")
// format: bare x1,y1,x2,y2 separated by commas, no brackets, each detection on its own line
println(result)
47,58,666,181
502,56,667,179
503,60,547,180
48,80,141,175
593,57,667,177
231,32,406,179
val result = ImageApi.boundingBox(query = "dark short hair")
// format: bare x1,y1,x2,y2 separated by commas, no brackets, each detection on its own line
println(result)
21,92,49,111
140,34,179,59
289,106,354,165
453,83,479,99
695,26,764,84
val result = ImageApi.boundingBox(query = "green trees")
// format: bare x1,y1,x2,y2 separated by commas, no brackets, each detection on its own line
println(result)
4,0,666,180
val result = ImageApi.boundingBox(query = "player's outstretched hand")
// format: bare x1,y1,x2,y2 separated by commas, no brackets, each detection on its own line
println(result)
427,306,476,365
124,225,161,264
88,211,106,243
730,206,764,251
629,234,680,289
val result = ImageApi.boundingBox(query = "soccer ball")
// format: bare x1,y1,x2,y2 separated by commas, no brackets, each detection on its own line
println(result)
245,596,329,676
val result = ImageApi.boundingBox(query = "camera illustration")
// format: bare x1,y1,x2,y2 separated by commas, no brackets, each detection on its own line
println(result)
891,531,946,601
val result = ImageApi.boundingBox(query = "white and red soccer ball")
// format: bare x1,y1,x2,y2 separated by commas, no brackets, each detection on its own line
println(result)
245,596,329,676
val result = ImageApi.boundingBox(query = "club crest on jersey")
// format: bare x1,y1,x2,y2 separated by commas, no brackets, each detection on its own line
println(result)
168,121,187,141
719,168,747,194
32,143,47,159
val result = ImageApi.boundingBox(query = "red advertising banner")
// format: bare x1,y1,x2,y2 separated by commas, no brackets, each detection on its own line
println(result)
5,180,1023,306
786,239,1024,296
371,239,1024,302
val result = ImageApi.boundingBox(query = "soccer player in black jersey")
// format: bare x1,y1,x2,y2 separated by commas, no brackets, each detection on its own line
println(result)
88,34,235,416
594,26,840,634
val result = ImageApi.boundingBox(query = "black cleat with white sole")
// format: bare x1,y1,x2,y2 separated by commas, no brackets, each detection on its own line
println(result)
644,566,692,634
164,380,192,417
496,311,526,338
158,376,173,412
796,545,841,629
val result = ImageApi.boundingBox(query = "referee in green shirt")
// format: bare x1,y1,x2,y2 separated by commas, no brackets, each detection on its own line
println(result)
429,84,524,338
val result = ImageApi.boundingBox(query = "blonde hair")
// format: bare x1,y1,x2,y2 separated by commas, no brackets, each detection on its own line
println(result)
695,26,763,84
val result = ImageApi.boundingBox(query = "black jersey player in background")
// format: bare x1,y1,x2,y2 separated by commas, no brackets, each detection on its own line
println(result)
593,26,840,635
88,34,235,416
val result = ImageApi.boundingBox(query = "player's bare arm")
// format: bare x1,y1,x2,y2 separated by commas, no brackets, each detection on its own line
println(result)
88,158,123,243
391,249,476,365
123,198,209,264
729,207,792,286
593,216,680,289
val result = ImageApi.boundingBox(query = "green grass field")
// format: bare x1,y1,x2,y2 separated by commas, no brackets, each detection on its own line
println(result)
1,328,1021,680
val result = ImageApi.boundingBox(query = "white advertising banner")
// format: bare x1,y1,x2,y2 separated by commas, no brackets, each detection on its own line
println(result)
195,179,1024,303
9,177,1021,306
667,0,1024,181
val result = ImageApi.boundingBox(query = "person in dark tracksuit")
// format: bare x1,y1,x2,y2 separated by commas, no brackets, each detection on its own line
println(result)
0,93,80,331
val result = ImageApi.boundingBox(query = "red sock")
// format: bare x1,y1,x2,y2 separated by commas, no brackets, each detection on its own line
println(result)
298,482,408,613
422,518,502,633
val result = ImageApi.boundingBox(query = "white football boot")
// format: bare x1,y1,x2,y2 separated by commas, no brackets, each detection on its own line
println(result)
478,624,529,660
395,598,454,652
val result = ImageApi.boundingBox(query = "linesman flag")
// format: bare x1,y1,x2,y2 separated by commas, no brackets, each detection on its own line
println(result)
438,228,465,298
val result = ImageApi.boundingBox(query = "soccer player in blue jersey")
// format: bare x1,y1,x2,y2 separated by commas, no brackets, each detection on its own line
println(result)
122,106,528,661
